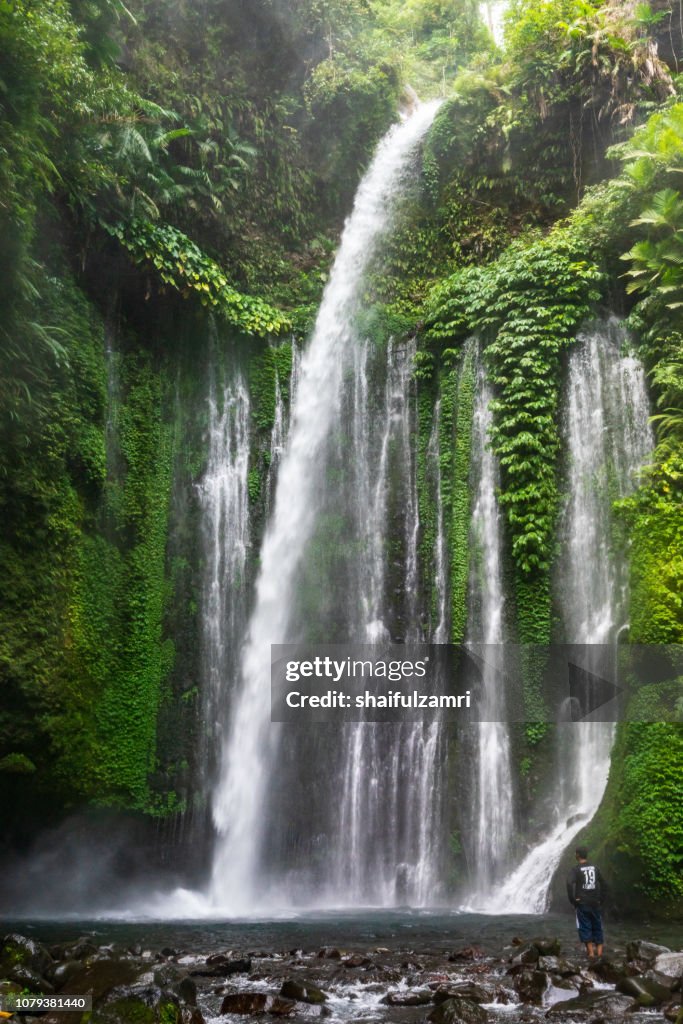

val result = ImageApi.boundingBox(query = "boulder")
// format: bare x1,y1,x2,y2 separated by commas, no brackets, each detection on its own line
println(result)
380,989,432,1006
218,992,296,1016
656,953,683,981
153,965,197,1005
626,940,671,963
51,954,141,1000
317,948,341,960
617,974,671,1006
586,957,627,984
191,956,251,978
533,939,561,957
280,978,327,1004
0,934,53,979
433,983,492,1005
663,1003,683,1024
511,944,540,967
547,991,636,1018
6,964,55,994
428,996,490,1024
448,946,484,962
91,984,184,1024
52,960,84,990
342,954,373,968
513,970,548,1003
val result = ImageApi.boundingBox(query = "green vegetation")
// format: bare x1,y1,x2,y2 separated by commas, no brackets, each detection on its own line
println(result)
0,0,681,915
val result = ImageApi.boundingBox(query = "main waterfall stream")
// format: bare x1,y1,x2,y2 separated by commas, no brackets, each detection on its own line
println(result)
209,102,440,913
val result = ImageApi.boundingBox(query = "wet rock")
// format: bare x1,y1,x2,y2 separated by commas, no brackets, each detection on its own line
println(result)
0,980,22,998
538,956,577,976
546,991,636,1018
448,946,484,962
381,989,433,1006
6,964,55,994
617,974,670,1006
280,978,327,1004
586,957,626,984
663,1003,683,1024
427,996,490,1024
52,955,141,1000
66,940,100,961
92,984,184,1024
317,947,341,960
191,955,251,978
511,944,540,967
153,964,196,1005
656,953,683,981
342,954,373,968
433,983,492,1005
0,933,53,979
218,992,297,1016
160,948,178,958
52,959,84,990
180,1009,204,1024
533,939,561,957
513,970,548,1004
626,940,671,963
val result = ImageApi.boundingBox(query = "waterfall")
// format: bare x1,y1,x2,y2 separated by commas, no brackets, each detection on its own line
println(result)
325,337,444,906
485,317,653,913
198,375,251,781
480,1,507,47
209,102,440,912
428,399,449,644
462,356,514,906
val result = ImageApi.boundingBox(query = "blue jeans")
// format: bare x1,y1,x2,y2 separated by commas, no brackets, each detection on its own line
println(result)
576,904,604,944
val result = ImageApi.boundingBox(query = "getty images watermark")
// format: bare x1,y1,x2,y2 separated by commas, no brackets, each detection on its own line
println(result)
271,644,683,723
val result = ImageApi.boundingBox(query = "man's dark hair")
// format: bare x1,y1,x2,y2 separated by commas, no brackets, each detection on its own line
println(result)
576,846,589,859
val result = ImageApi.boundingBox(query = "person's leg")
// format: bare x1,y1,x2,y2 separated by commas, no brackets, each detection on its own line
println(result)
592,908,604,957
576,906,593,956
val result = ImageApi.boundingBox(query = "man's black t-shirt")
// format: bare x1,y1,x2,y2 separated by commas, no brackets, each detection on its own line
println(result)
566,862,606,908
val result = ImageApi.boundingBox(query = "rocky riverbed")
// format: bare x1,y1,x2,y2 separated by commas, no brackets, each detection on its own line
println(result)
1,931,681,1024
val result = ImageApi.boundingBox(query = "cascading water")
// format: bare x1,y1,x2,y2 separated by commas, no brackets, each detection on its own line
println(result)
428,399,449,645
209,102,440,912
462,356,514,906
198,374,251,780
485,317,653,913
327,337,444,906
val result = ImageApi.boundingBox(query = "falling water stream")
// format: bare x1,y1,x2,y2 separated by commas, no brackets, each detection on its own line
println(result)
208,102,440,913
484,318,653,913
462,356,514,907
198,374,251,781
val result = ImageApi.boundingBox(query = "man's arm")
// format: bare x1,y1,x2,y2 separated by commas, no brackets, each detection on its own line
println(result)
566,866,578,906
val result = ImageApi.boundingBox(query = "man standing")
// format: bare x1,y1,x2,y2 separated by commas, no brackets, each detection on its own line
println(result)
566,846,607,958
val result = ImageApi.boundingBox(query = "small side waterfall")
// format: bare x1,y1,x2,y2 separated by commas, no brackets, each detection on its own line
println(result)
487,318,653,913
198,374,251,780
209,102,440,912
428,399,449,644
463,358,514,905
